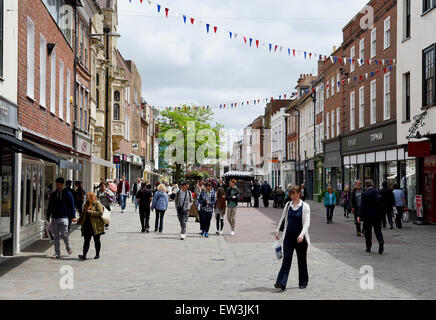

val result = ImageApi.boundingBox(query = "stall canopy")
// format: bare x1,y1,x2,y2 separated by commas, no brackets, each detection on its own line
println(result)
0,133,59,164
223,171,254,178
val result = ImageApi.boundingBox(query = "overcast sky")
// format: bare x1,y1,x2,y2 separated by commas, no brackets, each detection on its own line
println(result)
117,0,368,134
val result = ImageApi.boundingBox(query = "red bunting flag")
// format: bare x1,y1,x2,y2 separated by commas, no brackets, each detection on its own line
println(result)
256,40,259,48
190,18,194,24
367,59,370,65
309,52,312,59
235,103,237,106
383,68,387,73
243,36,247,43
274,45,278,52
284,94,287,99
293,50,296,57
257,99,260,103
214,26,217,33
360,75,363,80
224,104,226,108
165,8,169,17
338,57,342,64
377,70,380,75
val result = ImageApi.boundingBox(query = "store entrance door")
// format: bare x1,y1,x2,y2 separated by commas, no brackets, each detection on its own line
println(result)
363,164,377,186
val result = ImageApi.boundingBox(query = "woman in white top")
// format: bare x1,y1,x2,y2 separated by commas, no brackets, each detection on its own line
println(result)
275,185,311,291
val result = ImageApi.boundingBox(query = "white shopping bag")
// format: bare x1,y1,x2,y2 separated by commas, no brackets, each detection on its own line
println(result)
274,240,283,260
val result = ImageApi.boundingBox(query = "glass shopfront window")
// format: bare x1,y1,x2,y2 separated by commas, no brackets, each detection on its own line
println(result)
21,159,44,227
0,146,13,236
386,161,398,187
400,159,416,210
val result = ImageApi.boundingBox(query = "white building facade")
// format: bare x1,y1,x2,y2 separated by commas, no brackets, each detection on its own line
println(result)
396,0,436,223
270,107,288,189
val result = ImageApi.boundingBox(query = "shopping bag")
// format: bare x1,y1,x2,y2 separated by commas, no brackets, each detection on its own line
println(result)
402,210,409,223
44,221,54,241
274,240,283,260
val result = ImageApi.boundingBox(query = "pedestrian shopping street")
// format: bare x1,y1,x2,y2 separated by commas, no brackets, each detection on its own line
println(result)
0,200,435,300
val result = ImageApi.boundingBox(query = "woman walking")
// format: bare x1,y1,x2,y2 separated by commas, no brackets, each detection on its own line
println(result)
198,182,216,238
214,187,226,235
74,181,86,218
77,192,105,260
275,186,310,291
324,186,337,224
97,183,114,230
341,185,351,218
151,184,169,233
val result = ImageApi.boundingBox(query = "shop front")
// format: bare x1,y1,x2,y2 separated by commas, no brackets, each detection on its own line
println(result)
313,157,323,202
423,155,436,224
281,161,295,188
341,123,416,203
130,154,143,182
324,140,342,192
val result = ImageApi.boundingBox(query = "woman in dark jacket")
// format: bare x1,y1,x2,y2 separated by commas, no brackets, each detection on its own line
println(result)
78,192,105,260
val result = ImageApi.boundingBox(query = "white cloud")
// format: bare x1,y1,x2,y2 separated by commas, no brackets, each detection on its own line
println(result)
118,0,369,131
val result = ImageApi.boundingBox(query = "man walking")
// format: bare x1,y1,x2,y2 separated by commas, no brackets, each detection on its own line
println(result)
260,180,272,208
350,180,363,236
175,182,193,240
136,182,153,233
46,177,76,259
252,180,261,208
358,179,384,254
226,179,239,236
117,176,130,213
132,178,141,212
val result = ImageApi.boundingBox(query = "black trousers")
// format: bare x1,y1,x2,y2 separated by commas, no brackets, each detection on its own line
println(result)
381,207,393,228
83,234,101,257
354,210,361,234
325,205,335,222
276,234,308,288
253,196,259,208
363,219,384,250
139,207,150,231
216,215,224,231
395,206,404,228
262,195,269,208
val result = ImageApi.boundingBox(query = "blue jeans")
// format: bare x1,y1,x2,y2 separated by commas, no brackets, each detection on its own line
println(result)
120,195,127,210
132,194,139,210
199,209,213,233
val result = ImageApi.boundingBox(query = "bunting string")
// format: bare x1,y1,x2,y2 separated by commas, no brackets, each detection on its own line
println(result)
130,0,397,66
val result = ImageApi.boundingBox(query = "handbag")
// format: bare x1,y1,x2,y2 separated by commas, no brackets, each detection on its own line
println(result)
102,207,110,224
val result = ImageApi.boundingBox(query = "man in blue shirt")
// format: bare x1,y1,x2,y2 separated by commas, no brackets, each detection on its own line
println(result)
47,177,76,259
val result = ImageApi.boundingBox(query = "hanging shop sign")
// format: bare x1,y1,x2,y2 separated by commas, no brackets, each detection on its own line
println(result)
408,141,431,158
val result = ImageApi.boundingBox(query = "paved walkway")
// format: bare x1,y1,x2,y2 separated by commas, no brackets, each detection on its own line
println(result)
0,198,435,299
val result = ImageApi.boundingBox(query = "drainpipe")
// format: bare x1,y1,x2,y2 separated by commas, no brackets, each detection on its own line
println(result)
104,26,110,180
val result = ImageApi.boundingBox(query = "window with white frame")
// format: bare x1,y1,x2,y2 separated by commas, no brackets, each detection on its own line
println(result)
50,49,56,114
66,69,71,124
331,77,335,96
337,73,341,93
125,115,130,141
320,86,324,113
326,81,330,99
26,17,35,100
371,28,377,58
384,72,391,120
59,60,64,120
331,109,335,138
39,34,47,107
336,107,340,136
350,46,355,73
359,38,365,67
350,91,356,131
326,112,330,140
370,79,377,124
359,86,365,128
384,17,391,50
84,90,88,131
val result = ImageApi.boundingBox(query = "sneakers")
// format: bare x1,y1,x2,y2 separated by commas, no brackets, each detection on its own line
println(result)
78,255,86,260
94,255,100,259
52,255,60,259
220,231,223,235
122,209,125,213
180,234,186,240
216,231,220,235
357,232,362,237
205,232,209,238
230,231,235,236
201,231,205,236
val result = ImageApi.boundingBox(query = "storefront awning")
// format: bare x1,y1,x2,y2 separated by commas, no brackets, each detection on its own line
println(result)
91,156,116,169
0,133,59,164
144,170,162,177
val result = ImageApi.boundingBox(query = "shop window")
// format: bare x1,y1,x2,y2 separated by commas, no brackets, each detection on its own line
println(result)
0,146,13,236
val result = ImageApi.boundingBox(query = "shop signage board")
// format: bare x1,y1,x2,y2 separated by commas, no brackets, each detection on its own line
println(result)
0,98,18,129
341,123,397,154
408,141,431,157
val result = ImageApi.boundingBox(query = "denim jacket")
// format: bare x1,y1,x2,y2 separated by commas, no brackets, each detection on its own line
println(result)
151,191,169,211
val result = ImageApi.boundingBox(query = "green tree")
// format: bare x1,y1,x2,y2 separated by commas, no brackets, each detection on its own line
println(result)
158,104,224,182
